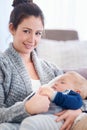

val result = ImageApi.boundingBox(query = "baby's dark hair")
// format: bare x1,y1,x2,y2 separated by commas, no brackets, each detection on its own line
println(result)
9,0,44,29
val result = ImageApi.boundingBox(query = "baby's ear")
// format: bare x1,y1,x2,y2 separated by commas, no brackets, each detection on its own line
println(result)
75,89,81,94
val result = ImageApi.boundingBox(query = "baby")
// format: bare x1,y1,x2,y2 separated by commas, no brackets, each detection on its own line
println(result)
40,71,87,102
20,71,86,130
39,71,87,130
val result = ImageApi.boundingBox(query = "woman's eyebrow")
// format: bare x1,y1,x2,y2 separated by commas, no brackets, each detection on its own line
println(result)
23,27,31,30
23,27,43,31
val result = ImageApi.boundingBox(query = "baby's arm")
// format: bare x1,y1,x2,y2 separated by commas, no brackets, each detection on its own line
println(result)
39,86,56,100
53,90,83,109
40,87,83,110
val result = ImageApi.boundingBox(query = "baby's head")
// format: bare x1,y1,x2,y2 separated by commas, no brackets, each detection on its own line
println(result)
48,71,87,99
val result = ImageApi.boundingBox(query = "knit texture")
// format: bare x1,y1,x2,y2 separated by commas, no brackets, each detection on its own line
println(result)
0,43,62,123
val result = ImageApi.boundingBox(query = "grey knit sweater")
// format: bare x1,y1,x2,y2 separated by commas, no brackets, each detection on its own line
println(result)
0,43,63,123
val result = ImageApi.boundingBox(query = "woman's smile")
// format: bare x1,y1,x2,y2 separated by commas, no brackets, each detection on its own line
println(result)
23,43,34,50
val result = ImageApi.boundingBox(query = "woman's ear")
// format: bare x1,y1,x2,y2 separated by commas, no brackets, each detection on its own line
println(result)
9,23,15,35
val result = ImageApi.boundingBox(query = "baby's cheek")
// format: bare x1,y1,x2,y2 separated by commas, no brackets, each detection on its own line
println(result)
55,87,65,92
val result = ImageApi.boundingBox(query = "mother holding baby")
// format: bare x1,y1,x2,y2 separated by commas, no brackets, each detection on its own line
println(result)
0,0,87,130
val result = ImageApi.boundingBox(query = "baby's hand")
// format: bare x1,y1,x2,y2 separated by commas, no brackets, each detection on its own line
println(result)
39,86,54,100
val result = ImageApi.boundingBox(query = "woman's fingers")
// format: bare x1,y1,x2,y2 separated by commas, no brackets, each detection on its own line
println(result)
25,93,50,114
55,110,66,116
60,116,73,130
55,109,82,130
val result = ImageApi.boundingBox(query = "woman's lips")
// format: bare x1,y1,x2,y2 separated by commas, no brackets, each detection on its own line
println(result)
24,43,33,49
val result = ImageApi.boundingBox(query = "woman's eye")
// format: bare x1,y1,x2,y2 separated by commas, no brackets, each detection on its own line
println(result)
23,30,30,33
36,32,42,36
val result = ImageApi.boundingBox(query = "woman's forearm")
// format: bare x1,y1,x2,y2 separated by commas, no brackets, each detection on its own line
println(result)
0,101,29,123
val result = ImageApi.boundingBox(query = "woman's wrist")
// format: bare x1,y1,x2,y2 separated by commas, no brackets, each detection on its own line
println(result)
24,101,32,114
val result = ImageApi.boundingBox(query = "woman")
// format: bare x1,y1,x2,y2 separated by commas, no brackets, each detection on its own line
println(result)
0,0,62,129
0,0,87,130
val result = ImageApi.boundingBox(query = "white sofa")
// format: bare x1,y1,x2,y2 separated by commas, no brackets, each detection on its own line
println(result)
37,39,87,70
37,38,87,129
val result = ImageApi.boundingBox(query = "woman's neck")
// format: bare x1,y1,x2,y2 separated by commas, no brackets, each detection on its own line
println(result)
20,53,32,63
20,53,39,80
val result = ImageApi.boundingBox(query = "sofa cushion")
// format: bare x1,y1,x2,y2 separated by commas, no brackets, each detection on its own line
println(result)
63,68,87,79
37,39,87,70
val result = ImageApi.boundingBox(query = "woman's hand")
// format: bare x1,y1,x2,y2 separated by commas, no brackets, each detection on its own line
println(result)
25,92,50,115
39,87,54,100
55,109,82,130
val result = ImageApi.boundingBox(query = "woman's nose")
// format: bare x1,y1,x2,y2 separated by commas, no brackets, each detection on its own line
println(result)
28,33,35,43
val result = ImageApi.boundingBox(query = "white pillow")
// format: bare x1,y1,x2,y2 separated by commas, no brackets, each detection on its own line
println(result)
37,39,87,69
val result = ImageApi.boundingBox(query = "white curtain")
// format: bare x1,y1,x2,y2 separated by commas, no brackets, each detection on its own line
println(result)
34,0,76,29
0,0,12,51
34,0,87,40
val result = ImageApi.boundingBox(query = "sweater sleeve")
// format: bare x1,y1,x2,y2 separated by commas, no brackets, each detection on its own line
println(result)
0,77,29,123
0,59,29,123
0,101,29,123
52,90,83,109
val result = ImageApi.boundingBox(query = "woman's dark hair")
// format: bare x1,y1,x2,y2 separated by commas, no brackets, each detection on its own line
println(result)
9,0,44,29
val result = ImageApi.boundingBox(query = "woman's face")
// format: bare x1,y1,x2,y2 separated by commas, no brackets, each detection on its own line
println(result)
9,16,43,55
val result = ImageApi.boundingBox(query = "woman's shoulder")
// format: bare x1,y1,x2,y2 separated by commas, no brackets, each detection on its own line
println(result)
0,51,9,62
0,51,11,69
39,58,63,75
40,58,57,68
32,50,63,76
